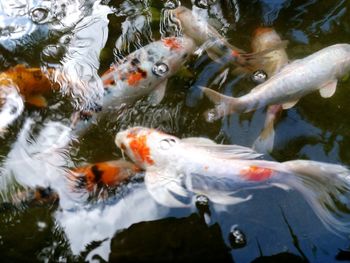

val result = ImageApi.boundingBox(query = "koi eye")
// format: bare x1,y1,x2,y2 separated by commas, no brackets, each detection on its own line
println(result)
251,70,268,84
152,62,169,77
159,138,176,150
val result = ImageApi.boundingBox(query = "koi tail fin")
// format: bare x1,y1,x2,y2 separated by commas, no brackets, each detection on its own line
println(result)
253,105,282,153
199,87,243,122
282,160,350,235
0,83,24,136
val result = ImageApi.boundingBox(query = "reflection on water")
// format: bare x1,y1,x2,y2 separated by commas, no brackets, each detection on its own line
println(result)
0,0,350,262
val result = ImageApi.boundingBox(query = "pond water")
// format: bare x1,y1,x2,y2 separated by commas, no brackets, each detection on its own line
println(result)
1,0,350,262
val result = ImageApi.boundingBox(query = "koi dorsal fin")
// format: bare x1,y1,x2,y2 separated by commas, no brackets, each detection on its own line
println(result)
181,137,216,145
181,138,263,160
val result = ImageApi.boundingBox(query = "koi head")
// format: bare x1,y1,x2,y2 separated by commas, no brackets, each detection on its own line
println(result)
251,27,283,52
102,36,196,90
115,127,180,169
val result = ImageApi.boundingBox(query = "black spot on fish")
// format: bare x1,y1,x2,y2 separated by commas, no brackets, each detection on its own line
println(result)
91,165,104,183
37,187,53,198
75,175,87,188
137,67,147,78
147,49,155,56
10,105,18,115
131,58,140,66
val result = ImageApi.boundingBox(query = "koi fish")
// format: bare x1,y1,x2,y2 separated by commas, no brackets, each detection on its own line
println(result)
250,27,289,77
68,160,140,192
201,44,350,122
0,65,55,107
250,27,289,153
72,36,196,135
0,65,56,135
115,126,350,234
173,6,287,70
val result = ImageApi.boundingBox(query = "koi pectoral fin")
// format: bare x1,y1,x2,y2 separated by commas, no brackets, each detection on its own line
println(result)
319,80,337,98
148,79,168,106
252,122,275,154
187,172,252,205
145,171,191,207
282,99,299,109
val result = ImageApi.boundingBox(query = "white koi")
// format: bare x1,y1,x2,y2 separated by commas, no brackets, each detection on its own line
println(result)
115,126,350,235
250,27,289,153
201,44,350,122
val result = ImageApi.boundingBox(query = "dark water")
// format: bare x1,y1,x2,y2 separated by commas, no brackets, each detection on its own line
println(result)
0,0,350,262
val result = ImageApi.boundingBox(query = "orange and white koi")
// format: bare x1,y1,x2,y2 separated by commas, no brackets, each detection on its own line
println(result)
72,36,196,135
201,44,350,122
250,27,289,76
68,160,140,192
115,126,350,234
250,27,289,153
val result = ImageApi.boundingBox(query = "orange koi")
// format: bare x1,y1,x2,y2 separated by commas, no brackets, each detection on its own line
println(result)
0,64,57,107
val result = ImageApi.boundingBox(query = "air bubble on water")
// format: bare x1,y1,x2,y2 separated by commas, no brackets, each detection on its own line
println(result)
205,109,219,123
30,7,50,24
251,70,268,84
229,225,247,249
37,221,47,231
196,194,209,207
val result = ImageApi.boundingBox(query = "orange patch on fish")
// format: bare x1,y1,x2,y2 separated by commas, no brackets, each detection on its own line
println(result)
231,49,240,58
253,27,273,37
127,133,154,165
240,166,273,181
163,37,182,50
127,71,144,86
101,68,116,86
72,161,139,191
0,65,55,99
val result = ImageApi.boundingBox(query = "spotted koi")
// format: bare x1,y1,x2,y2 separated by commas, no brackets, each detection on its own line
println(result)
68,160,140,192
115,126,350,235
